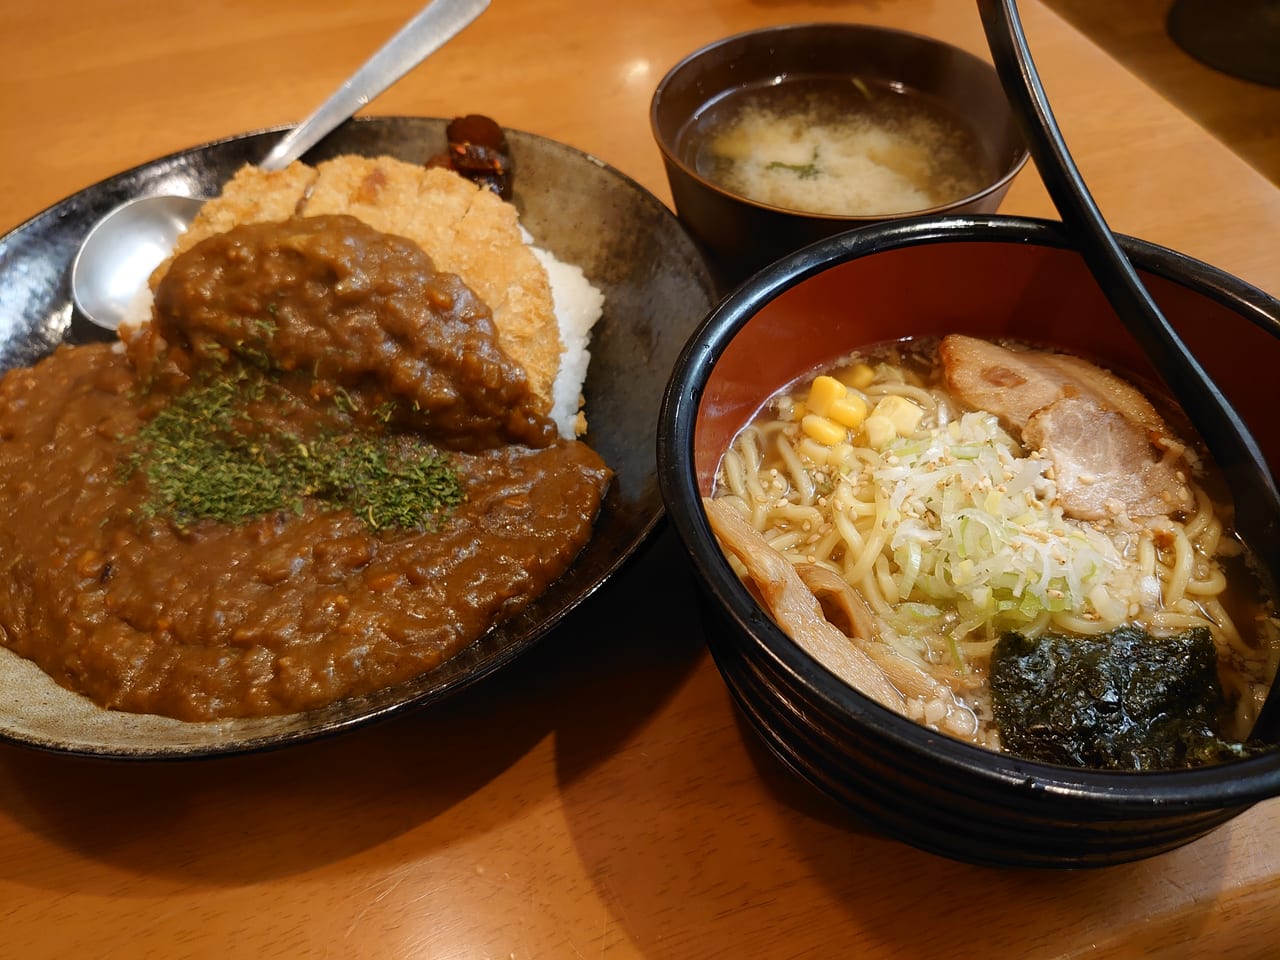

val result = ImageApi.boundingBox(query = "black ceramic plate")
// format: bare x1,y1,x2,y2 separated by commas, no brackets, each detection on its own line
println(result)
0,116,716,759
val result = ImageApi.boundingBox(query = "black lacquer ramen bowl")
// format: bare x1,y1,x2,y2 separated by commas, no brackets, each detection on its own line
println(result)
657,215,1280,867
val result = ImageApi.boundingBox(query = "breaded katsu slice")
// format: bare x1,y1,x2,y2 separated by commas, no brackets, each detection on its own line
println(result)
147,156,564,417
168,162,318,259
302,156,562,415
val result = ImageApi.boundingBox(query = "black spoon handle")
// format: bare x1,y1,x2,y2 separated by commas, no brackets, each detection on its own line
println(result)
977,0,1280,549
977,0,1280,735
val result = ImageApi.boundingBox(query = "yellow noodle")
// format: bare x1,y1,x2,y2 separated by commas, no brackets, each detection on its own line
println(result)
1146,610,1220,632
766,531,804,553
1220,669,1258,730
1049,611,1117,636
775,434,815,506
1199,597,1254,658
796,437,832,466
734,435,768,506
1184,564,1228,597
832,502,868,564
865,381,939,411
958,637,999,660
1168,597,1205,617
1150,522,1193,607
768,503,825,526
857,571,894,620
874,554,900,605
1167,528,1196,607
839,480,890,584
845,524,888,585
810,527,844,566
835,482,878,518
1021,609,1053,639
720,448,748,503
735,427,763,476
1198,518,1225,557
1183,486,1215,540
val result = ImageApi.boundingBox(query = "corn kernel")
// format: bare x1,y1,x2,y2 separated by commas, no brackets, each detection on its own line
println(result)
800,413,847,446
805,375,847,417
871,395,924,435
827,393,867,429
839,363,876,390
863,414,896,449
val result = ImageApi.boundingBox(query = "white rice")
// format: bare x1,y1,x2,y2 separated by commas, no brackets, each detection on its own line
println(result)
529,242,605,437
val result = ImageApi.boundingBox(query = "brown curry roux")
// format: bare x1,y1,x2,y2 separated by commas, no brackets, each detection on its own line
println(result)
0,215,609,721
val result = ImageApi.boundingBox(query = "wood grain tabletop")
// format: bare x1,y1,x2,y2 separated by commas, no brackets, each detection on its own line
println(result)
1,1,1278,957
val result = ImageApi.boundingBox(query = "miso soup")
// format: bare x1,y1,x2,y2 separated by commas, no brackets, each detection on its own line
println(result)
681,74,995,217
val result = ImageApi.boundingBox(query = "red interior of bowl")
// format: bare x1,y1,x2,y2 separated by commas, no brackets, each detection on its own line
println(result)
694,240,1280,492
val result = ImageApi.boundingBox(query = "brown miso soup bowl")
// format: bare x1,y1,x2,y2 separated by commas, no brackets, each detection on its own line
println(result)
650,23,1029,288
657,215,1280,868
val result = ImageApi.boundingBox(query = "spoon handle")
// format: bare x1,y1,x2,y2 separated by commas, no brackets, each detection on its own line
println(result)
259,0,491,171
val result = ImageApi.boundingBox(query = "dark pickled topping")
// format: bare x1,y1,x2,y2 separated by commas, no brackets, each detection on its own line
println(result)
426,113,514,198
990,626,1265,770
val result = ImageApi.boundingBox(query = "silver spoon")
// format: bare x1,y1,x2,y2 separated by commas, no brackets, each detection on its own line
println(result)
977,0,1280,739
70,0,489,331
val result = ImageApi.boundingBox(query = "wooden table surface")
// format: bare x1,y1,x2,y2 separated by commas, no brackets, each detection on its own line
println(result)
2,1,1279,957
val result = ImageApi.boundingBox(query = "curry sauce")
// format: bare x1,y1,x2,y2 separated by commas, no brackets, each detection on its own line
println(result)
0,215,609,721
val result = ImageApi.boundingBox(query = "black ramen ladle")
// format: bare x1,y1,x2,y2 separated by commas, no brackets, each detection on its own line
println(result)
976,0,1280,739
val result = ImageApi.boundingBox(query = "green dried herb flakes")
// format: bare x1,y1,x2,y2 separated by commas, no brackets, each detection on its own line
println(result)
120,372,463,531
990,626,1265,771
306,434,464,532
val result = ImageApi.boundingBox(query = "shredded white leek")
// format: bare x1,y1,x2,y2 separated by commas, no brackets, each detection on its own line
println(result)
859,411,1138,640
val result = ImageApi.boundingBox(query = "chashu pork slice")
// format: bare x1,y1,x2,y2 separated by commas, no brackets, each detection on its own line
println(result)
939,334,1192,520
1022,395,1193,520
939,334,1165,432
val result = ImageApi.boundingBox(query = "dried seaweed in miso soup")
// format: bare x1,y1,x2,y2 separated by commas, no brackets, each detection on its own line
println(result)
990,626,1265,771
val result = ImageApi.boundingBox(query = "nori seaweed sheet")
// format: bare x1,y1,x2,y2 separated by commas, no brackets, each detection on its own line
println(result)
990,625,1262,770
